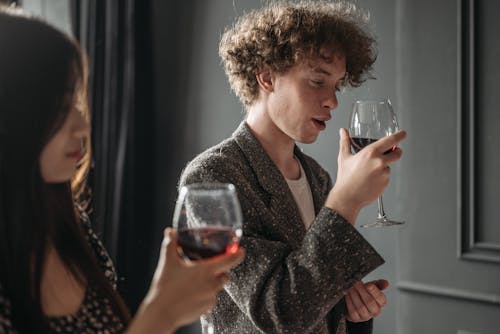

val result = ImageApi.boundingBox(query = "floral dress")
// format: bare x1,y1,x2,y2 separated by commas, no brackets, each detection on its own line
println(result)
0,215,126,333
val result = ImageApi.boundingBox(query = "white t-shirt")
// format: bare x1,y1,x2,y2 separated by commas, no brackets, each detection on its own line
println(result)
285,159,315,229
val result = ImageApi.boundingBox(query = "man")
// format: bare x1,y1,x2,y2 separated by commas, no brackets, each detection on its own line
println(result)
179,2,406,333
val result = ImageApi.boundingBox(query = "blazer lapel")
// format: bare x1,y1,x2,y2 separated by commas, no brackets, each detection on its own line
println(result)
294,146,326,215
232,122,306,247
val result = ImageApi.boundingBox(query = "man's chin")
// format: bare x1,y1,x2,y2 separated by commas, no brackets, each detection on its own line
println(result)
296,135,319,144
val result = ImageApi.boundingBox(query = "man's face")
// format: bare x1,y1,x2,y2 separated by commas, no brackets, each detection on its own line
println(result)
267,53,346,144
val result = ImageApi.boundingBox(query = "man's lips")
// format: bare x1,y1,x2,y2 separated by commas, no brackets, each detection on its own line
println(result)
312,116,330,130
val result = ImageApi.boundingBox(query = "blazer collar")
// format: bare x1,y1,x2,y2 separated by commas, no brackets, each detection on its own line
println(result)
233,122,307,241
294,148,325,215
233,121,293,197
232,121,324,211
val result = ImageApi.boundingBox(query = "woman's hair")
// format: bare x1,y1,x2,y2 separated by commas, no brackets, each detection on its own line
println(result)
219,0,377,106
0,6,130,332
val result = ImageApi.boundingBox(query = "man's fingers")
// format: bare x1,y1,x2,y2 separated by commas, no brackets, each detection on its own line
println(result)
348,284,372,319
373,279,390,291
345,294,361,322
353,282,382,315
364,281,388,307
382,147,403,165
374,130,407,154
346,280,388,322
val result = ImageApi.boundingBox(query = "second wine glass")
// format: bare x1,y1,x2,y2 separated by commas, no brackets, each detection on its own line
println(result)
172,183,243,334
349,99,404,228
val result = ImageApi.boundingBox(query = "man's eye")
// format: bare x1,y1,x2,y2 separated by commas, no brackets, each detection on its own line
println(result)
311,80,324,87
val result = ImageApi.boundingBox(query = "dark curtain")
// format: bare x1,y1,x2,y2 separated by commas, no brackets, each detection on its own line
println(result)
70,0,156,312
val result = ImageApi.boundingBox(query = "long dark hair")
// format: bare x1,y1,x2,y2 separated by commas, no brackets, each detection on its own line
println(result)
0,7,130,332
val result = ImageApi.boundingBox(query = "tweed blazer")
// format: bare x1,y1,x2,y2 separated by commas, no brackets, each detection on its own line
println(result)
179,122,385,334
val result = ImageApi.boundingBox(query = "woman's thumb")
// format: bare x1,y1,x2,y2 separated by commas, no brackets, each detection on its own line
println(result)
163,228,181,263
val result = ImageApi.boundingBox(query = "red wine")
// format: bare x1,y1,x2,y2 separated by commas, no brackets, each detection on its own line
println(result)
351,137,378,153
177,227,240,260
351,137,396,154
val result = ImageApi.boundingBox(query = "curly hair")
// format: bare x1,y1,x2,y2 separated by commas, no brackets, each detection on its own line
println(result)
219,1,377,106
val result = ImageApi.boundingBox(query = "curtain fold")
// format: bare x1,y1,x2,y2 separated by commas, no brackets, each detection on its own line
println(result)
70,0,155,311
71,0,133,264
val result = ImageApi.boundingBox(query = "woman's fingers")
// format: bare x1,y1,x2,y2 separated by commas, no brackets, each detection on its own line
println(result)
202,248,245,274
163,229,188,268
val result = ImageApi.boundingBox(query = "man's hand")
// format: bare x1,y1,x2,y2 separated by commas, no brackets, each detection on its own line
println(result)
345,279,389,322
326,128,406,224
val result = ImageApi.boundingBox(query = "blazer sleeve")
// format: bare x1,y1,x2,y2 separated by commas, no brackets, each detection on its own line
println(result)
179,152,384,333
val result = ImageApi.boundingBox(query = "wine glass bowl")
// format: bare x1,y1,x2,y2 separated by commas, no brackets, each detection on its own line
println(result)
349,99,399,151
349,99,404,228
172,183,243,333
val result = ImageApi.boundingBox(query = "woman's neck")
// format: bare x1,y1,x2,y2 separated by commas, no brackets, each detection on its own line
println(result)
40,245,86,317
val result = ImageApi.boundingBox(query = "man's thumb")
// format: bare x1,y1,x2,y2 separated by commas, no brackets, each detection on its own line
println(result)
374,279,390,291
339,128,352,156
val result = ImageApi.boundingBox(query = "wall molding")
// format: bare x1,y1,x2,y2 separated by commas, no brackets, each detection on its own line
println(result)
457,0,500,263
398,281,500,306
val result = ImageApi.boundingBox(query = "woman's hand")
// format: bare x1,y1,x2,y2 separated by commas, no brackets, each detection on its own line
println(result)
127,228,245,334
325,128,406,224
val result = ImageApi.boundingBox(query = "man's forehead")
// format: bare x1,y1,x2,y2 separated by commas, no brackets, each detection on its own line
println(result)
306,54,346,74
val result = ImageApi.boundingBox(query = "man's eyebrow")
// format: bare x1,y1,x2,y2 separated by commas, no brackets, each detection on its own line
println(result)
311,67,347,83
311,67,331,76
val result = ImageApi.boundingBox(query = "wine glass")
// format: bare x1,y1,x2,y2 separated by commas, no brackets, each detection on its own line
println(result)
172,183,243,334
349,99,404,228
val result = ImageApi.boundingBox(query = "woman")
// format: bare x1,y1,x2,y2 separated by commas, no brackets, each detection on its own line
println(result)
0,6,244,333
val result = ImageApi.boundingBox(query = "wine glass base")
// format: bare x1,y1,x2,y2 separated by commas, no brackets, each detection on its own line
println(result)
361,219,405,228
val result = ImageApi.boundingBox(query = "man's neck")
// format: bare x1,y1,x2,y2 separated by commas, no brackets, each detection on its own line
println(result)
245,102,300,180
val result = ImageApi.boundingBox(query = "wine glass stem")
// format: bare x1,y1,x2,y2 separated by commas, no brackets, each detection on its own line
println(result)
377,195,387,220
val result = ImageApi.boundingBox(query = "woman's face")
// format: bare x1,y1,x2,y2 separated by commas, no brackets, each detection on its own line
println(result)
39,93,89,183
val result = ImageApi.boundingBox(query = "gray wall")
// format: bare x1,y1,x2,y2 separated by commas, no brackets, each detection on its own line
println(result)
397,0,500,333
22,0,71,34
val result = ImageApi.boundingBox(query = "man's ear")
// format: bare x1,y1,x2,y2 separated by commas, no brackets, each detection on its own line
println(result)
255,66,274,93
